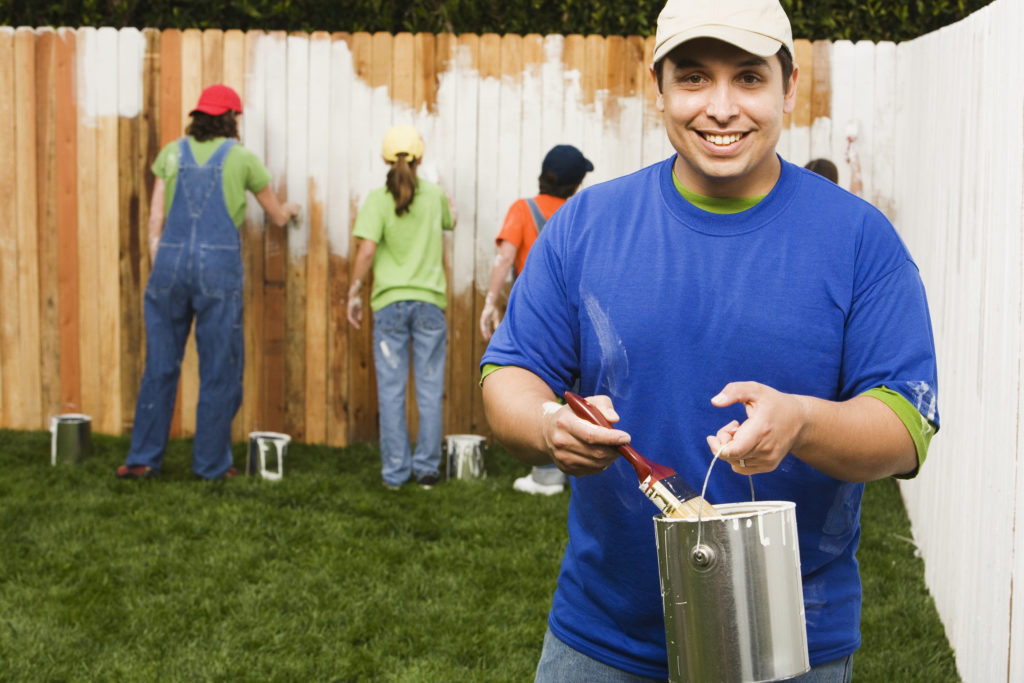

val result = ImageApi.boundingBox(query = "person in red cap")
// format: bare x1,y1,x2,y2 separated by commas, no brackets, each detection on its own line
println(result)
479,144,593,496
117,84,300,481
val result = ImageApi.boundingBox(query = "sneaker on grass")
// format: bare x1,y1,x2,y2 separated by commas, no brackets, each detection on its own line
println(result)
416,473,440,489
513,474,564,496
116,465,157,479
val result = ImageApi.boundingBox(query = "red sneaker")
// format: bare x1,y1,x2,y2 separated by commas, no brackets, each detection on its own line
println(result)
116,465,157,479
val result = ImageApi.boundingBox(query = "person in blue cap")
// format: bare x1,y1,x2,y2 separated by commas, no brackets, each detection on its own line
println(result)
117,84,300,481
480,144,593,495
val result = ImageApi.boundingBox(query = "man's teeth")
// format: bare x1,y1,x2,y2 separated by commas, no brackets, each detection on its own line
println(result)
704,133,742,146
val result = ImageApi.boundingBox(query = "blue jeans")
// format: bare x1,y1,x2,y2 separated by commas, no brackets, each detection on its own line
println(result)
535,628,854,683
372,301,447,486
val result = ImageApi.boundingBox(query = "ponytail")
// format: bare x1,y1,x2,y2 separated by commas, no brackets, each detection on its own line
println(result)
386,155,419,216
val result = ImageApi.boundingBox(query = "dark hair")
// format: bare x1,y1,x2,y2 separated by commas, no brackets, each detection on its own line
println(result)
386,155,419,216
654,46,795,95
804,158,838,183
185,111,239,141
538,171,579,199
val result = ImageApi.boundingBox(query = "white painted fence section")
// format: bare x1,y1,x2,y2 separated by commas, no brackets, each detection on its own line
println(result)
893,2,1023,681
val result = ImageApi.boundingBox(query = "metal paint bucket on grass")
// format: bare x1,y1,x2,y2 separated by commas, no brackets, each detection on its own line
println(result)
654,500,809,683
50,414,93,465
247,431,291,480
444,434,486,480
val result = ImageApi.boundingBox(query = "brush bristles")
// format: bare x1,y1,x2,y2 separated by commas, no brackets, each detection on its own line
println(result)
644,480,723,519
667,496,721,520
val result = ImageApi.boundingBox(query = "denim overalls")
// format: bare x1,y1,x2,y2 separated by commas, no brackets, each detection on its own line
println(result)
126,138,244,479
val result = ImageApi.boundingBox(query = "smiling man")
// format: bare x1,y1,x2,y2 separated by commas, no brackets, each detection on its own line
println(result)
480,1,939,681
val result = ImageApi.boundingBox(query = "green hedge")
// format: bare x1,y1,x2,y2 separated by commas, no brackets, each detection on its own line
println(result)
1,0,998,43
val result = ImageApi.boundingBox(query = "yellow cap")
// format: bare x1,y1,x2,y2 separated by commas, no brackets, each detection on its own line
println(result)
381,125,425,163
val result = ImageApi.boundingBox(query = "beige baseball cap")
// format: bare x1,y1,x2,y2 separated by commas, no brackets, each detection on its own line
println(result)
653,0,794,64
381,125,425,163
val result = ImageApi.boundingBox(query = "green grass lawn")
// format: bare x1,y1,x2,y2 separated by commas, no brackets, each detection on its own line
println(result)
0,428,959,682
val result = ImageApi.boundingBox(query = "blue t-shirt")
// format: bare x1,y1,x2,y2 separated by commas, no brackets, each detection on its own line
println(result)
481,156,939,677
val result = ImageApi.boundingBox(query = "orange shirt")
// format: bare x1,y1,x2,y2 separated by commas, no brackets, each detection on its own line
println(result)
495,194,567,275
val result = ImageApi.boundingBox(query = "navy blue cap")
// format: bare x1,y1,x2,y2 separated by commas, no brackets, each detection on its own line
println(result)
542,145,594,186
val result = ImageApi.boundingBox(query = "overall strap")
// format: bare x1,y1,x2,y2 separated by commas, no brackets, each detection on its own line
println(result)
177,137,237,167
206,138,237,167
525,198,547,235
177,136,196,164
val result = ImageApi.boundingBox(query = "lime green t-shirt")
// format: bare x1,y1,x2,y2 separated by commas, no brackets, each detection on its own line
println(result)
151,137,273,229
353,179,455,312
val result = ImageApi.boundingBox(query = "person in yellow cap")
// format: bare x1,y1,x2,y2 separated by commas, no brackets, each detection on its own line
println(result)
480,0,938,680
348,125,456,490
118,84,300,481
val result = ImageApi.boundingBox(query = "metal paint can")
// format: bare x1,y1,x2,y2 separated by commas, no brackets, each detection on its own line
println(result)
50,414,93,465
247,431,291,480
444,434,486,481
654,501,809,683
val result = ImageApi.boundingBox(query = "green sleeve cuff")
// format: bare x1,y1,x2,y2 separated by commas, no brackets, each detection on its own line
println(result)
480,363,504,387
860,386,936,479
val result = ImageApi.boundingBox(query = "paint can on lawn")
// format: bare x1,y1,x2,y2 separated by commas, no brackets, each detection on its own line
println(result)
654,501,809,683
50,414,93,465
247,431,291,480
444,434,486,481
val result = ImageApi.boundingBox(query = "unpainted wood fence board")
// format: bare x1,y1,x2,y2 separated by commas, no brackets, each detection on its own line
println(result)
15,27,42,430
75,27,101,432
35,28,61,423
55,27,80,414
0,27,17,426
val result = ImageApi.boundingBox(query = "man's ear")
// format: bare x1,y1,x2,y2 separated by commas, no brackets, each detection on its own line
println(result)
649,63,665,112
783,63,799,115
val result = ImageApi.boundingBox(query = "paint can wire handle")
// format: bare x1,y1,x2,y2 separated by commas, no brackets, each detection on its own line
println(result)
695,446,757,549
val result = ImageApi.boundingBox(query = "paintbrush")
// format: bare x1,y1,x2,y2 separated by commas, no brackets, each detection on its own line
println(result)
564,391,721,520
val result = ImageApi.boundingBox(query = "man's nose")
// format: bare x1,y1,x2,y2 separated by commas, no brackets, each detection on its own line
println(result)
705,83,739,123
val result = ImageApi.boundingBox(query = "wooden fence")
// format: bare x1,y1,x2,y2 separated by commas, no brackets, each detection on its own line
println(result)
4,5,1024,681
892,2,1024,681
0,28,845,445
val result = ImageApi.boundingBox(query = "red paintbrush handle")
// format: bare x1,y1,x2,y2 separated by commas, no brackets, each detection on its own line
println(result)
563,391,652,482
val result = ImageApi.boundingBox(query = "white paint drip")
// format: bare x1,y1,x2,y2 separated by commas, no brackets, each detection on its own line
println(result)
581,293,629,396
757,512,772,547
378,340,398,369
906,380,938,424
542,401,562,416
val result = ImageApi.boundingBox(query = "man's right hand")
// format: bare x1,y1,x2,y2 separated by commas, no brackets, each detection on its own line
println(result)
540,394,629,477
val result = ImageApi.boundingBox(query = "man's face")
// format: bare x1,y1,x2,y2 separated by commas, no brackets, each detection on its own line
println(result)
652,38,798,198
